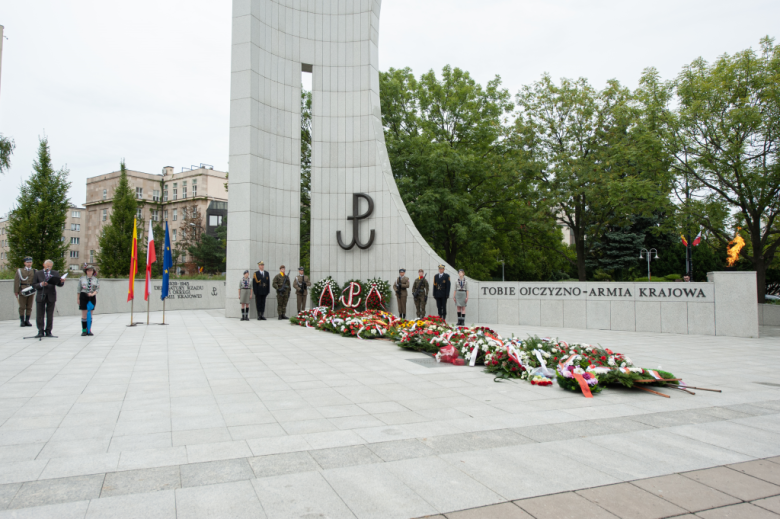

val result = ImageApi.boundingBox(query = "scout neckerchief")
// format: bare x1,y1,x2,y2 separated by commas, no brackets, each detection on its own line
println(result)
458,278,465,290
242,277,250,288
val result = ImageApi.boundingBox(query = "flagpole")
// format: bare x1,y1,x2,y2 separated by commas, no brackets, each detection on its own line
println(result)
162,299,166,325
146,297,150,325
130,299,133,326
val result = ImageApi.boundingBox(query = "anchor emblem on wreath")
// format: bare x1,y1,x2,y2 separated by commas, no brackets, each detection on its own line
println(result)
337,193,375,250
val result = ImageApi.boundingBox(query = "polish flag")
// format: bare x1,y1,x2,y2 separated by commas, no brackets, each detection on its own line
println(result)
692,230,702,247
144,220,156,301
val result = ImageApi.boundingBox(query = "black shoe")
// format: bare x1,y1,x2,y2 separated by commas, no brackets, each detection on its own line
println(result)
24,318,32,327
35,331,44,338
81,331,87,336
20,317,25,327
87,332,94,336
260,316,266,321
45,331,52,337
281,315,288,320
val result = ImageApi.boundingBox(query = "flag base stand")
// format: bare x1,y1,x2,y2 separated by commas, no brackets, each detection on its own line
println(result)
24,335,57,341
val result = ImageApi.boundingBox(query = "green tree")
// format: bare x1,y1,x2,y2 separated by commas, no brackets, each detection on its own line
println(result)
7,137,71,271
380,66,565,278
300,90,312,274
97,161,139,277
188,227,226,273
0,134,14,174
656,37,780,302
515,74,670,281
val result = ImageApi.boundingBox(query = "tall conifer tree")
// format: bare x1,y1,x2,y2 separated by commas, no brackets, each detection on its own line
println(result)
7,137,70,271
97,161,138,277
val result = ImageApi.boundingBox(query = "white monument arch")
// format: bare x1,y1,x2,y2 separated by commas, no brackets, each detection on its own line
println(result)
225,0,759,337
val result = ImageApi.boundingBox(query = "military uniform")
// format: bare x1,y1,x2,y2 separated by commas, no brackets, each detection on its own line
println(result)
412,274,429,319
432,267,451,321
272,270,291,319
293,269,311,314
13,260,35,327
393,270,410,318
252,263,271,320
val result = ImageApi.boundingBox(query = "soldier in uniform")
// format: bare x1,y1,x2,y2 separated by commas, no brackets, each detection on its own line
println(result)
432,264,451,321
13,257,35,327
252,261,270,320
272,265,291,320
412,269,429,319
293,267,311,314
393,268,410,319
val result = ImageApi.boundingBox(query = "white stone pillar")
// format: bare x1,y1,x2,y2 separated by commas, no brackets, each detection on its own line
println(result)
708,271,759,337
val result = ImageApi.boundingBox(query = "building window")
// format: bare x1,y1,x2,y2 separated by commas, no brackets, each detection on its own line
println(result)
163,210,168,221
192,179,197,197
102,209,107,221
70,250,79,258
182,181,188,199
70,237,80,245
151,209,159,222
173,183,178,200
70,264,79,271
90,250,95,263
182,207,188,219
103,189,107,200
70,224,81,231
137,208,143,220
208,215,223,226
153,189,160,202
164,184,168,202
173,209,177,221
172,229,177,241
136,187,143,199
72,211,80,218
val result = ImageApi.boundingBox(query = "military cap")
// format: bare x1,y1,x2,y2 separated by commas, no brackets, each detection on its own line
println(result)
24,257,32,262
298,267,304,271
257,261,264,265
438,264,445,269
399,268,406,273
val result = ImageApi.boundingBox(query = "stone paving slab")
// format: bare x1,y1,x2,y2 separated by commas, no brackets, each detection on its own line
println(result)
0,310,778,518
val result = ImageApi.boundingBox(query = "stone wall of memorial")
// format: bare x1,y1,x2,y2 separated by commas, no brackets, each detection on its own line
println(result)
0,279,226,321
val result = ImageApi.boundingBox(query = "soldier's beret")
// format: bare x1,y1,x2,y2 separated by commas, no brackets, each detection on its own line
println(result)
244,270,249,274
458,268,465,273
24,257,32,262
257,261,264,265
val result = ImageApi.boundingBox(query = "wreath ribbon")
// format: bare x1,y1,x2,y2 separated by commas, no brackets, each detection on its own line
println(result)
319,284,336,310
366,284,386,310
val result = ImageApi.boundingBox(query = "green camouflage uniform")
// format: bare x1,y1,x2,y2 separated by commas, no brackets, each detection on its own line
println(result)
272,273,291,317
412,277,429,319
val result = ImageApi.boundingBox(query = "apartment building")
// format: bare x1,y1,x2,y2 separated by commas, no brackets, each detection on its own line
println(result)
0,206,88,271
84,165,228,267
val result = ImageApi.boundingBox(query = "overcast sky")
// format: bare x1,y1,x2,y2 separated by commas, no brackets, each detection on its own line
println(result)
0,0,777,213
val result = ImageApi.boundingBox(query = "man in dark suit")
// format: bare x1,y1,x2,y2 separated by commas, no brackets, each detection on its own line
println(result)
252,261,271,320
432,264,451,322
32,259,67,337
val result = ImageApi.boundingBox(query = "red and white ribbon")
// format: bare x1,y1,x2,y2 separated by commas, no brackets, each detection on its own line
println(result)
319,284,336,310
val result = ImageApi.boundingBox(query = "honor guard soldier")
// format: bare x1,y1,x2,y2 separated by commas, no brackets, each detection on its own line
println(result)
432,264,451,322
393,269,410,319
293,267,312,314
412,269,429,319
272,265,291,319
252,261,270,320
13,257,35,327
453,269,469,326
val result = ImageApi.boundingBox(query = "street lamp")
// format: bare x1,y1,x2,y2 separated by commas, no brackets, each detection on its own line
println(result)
639,248,659,282
498,259,505,282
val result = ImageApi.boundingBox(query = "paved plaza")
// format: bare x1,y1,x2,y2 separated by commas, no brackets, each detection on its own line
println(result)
0,310,778,518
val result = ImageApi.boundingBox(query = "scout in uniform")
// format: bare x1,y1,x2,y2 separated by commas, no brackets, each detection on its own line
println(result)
239,270,252,320
453,269,469,326
293,267,312,314
252,261,270,320
412,269,429,319
77,264,100,336
393,268,410,319
272,265,292,320
13,257,35,327
432,264,451,321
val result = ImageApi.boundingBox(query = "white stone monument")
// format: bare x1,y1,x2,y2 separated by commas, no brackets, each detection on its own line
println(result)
227,0,452,318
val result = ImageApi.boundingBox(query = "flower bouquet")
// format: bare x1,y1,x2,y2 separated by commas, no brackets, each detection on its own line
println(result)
311,277,340,310
364,278,391,311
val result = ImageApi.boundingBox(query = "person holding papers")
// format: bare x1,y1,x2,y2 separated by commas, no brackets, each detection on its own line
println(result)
32,259,67,337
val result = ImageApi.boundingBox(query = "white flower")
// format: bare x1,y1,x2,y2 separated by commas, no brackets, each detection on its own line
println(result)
574,367,584,375
608,357,616,366
620,362,626,368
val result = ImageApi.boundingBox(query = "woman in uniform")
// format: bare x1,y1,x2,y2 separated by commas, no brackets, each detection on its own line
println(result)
239,270,253,320
77,265,100,336
453,269,468,326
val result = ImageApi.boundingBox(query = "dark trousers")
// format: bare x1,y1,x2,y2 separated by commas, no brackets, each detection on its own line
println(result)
255,294,267,316
36,298,55,333
435,297,447,318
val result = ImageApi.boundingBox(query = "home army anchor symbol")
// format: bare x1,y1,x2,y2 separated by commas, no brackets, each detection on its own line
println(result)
337,193,375,250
